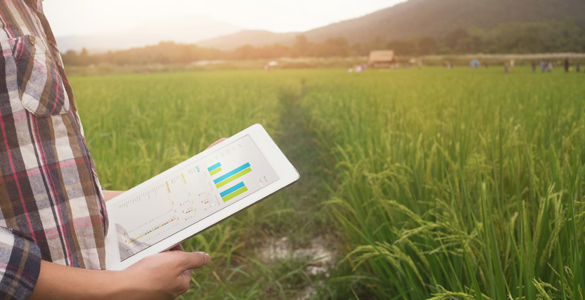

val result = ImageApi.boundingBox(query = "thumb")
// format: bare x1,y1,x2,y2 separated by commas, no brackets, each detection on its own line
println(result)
179,252,211,270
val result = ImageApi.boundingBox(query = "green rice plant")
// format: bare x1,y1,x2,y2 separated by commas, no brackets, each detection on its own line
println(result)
302,67,585,299
73,71,286,189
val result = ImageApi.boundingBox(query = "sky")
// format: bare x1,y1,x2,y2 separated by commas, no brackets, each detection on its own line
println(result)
43,0,405,37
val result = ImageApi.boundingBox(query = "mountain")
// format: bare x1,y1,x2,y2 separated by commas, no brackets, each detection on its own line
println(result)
197,0,585,50
56,15,242,52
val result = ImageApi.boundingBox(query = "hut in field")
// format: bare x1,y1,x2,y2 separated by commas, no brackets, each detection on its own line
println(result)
368,50,396,68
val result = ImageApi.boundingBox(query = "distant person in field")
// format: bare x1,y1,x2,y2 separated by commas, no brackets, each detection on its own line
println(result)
532,61,537,73
540,61,546,73
0,1,216,300
564,58,570,72
510,59,515,71
577,62,581,73
548,62,554,72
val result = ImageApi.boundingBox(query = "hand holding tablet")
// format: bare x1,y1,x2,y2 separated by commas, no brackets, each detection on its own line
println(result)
105,124,299,270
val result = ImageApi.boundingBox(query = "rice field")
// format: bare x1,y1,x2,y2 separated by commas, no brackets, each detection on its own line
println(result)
71,67,585,299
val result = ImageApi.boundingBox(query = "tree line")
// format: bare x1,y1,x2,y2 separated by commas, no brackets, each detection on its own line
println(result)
62,20,585,66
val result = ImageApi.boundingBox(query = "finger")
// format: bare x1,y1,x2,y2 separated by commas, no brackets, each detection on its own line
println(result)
169,244,184,252
206,138,227,149
180,252,211,270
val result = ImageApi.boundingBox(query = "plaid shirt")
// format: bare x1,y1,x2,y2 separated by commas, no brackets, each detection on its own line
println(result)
0,0,108,299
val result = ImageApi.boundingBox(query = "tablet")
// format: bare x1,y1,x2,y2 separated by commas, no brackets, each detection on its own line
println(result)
104,124,299,270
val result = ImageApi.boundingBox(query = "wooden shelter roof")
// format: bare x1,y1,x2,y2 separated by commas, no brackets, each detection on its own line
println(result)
369,51,395,63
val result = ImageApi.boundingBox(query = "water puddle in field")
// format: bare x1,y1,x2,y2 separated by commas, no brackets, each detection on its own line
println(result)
259,236,335,299
294,286,318,300
260,236,334,274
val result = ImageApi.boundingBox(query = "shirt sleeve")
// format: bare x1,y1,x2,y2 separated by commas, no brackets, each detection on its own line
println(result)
0,227,41,300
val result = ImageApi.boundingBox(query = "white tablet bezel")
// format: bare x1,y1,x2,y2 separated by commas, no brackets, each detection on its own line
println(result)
104,124,299,270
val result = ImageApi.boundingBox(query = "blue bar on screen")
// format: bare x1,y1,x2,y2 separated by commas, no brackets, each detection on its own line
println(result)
207,163,221,172
220,182,246,198
213,162,251,184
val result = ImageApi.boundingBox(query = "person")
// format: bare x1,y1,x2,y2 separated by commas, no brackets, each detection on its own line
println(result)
471,60,480,68
564,58,570,72
577,62,581,73
531,61,537,73
0,1,215,299
547,62,553,72
509,59,514,71
540,61,546,73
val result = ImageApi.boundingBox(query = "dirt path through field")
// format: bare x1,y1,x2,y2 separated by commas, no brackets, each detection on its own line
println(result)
273,83,331,238
257,81,336,298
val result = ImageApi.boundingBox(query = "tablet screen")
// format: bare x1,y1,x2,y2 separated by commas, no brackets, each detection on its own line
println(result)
110,135,279,261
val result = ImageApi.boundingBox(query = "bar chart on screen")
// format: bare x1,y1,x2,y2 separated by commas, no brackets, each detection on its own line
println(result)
110,135,280,261
208,162,252,202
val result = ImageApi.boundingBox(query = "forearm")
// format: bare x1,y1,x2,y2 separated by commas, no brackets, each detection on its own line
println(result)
28,245,210,300
29,261,135,300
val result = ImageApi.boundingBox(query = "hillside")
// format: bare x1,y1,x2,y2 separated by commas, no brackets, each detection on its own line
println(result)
198,0,585,50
